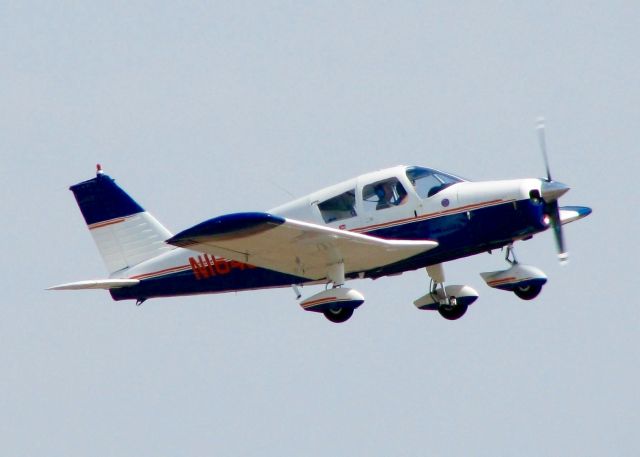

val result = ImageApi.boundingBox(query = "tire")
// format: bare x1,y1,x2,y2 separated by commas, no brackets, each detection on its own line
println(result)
438,302,468,320
323,307,354,323
514,284,542,300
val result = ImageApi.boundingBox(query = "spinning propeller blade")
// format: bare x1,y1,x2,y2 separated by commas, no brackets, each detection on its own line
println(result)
537,117,552,182
536,118,569,264
548,201,568,262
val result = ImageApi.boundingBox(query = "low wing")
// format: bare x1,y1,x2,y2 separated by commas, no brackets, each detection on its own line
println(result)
559,206,592,225
48,279,140,290
167,212,437,280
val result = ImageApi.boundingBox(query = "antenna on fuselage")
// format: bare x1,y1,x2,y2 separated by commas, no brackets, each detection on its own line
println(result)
266,178,296,199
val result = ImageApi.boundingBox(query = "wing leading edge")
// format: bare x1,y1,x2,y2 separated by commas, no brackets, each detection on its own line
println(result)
167,212,438,280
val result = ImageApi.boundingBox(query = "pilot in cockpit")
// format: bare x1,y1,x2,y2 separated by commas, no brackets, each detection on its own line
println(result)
375,180,407,210
374,182,391,209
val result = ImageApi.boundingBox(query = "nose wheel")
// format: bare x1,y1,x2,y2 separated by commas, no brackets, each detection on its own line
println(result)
505,244,546,300
513,283,543,300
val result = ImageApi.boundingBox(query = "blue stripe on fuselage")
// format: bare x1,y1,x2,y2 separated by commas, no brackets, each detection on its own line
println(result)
111,198,547,300
110,265,308,301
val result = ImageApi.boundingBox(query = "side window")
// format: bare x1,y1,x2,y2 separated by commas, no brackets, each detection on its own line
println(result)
318,189,357,223
362,178,408,212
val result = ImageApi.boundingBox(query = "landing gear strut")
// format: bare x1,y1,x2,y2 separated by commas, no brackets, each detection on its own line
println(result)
505,244,518,265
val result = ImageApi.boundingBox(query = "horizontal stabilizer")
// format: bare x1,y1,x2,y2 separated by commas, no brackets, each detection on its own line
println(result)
48,279,140,290
167,212,438,280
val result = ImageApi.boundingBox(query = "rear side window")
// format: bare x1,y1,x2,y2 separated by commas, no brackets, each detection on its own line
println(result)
318,189,357,223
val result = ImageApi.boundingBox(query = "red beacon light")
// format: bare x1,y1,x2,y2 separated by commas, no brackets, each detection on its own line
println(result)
96,164,104,175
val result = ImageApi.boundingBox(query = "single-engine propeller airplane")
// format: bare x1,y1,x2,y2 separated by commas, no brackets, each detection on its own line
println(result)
50,121,591,322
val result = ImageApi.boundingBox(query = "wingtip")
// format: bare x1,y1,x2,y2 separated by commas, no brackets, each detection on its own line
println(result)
169,212,286,246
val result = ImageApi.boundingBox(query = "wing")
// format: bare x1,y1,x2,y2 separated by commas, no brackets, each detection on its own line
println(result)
559,206,592,225
167,212,437,280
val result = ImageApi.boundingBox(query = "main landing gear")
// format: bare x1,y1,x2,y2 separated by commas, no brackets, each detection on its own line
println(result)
298,262,364,324
413,264,479,320
480,244,548,300
438,297,469,321
323,306,354,323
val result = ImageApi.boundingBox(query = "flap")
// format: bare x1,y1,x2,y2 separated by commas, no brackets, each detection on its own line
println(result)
167,212,438,280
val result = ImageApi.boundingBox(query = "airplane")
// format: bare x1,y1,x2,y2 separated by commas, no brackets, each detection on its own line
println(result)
50,121,591,323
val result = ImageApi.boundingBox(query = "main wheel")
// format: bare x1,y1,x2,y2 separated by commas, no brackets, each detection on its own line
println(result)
323,307,354,323
438,301,468,320
514,283,542,300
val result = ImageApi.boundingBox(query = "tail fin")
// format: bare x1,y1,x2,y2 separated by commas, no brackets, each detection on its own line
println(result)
70,166,174,275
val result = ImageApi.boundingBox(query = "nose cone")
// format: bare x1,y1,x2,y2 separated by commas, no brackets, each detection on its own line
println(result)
541,180,570,202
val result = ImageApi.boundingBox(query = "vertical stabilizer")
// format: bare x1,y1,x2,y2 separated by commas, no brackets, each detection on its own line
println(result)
70,166,173,275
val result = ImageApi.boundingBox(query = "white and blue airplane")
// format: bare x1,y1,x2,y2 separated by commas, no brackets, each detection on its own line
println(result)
50,124,591,322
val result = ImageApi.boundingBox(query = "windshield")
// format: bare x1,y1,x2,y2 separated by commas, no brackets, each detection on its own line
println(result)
405,166,464,198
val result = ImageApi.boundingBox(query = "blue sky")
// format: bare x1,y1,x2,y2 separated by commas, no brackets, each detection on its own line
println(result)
2,2,638,455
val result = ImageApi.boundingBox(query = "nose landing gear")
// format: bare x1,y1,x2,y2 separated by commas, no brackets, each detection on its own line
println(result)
480,244,548,300
513,283,543,300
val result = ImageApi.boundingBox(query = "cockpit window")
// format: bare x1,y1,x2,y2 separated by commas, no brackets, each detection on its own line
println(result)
362,178,408,211
405,166,463,199
318,189,357,223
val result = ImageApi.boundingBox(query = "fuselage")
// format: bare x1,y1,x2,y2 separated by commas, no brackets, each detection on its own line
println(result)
110,165,550,301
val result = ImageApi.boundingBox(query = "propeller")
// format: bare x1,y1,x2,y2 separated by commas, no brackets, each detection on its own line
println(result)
536,118,570,264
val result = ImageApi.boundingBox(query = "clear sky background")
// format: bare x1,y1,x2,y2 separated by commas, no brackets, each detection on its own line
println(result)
2,1,638,456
